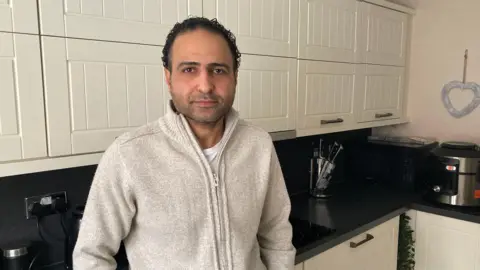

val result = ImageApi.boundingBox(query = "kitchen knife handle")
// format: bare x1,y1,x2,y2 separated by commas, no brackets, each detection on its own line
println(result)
321,118,344,125
350,234,374,248
375,112,393,118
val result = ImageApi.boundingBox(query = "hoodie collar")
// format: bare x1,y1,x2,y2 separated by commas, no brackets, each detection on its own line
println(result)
164,100,240,150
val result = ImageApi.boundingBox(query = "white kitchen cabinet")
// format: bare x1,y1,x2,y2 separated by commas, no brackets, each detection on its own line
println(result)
38,0,202,45
0,0,38,34
296,60,356,132
235,55,297,133
203,0,299,58
415,211,480,270
0,33,47,162
298,0,358,63
354,64,405,123
42,37,169,156
356,1,409,66
304,216,399,270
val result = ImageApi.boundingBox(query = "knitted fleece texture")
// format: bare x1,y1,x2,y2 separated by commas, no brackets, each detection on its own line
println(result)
72,102,296,269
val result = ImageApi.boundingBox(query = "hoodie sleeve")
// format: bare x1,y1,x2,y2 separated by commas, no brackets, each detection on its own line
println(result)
257,147,296,270
72,142,136,270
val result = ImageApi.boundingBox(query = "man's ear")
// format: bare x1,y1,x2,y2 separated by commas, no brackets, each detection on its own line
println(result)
164,67,172,91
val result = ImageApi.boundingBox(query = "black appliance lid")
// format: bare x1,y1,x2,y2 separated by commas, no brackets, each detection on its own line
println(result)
440,141,479,150
432,141,480,158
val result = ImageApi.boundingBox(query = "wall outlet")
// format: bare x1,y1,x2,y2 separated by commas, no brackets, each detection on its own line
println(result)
24,191,68,219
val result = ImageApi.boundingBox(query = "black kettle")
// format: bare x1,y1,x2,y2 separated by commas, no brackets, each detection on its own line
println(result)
64,205,85,270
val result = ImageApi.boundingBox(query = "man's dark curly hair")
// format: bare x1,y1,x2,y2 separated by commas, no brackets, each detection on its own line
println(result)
162,17,241,72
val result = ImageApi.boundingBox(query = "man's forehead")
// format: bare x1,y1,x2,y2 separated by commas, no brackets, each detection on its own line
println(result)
170,30,233,60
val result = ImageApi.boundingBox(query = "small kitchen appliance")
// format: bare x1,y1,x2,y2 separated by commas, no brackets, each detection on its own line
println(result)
2,244,31,270
425,141,480,207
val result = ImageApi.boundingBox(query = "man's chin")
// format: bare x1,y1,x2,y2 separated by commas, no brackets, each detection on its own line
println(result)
185,114,223,125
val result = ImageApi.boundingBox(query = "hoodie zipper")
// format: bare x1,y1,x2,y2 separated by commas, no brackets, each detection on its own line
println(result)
212,172,226,269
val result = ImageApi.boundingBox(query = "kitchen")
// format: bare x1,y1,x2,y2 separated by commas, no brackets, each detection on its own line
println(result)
1,0,480,269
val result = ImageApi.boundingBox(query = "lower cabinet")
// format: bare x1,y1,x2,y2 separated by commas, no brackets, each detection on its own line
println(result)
303,216,399,270
415,211,480,270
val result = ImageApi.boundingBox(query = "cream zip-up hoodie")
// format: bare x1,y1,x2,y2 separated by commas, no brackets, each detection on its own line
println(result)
72,102,296,270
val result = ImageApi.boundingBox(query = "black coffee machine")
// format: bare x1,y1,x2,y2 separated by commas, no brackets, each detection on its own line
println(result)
64,205,85,269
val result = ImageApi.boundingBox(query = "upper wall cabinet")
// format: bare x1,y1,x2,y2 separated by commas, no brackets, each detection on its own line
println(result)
0,33,47,162
203,0,299,58
42,37,169,156
356,1,408,66
297,60,356,132
235,54,297,132
0,0,39,34
354,64,405,123
298,0,358,63
38,0,203,45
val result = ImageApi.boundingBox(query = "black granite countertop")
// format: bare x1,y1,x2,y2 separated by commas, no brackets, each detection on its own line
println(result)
290,183,480,265
290,184,418,264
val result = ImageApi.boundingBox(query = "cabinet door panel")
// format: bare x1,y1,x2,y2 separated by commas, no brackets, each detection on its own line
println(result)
357,2,408,66
304,216,399,270
235,55,297,132
42,37,169,156
0,0,38,34
355,64,404,122
0,33,47,162
352,216,399,270
297,60,356,131
203,0,299,58
298,0,358,62
415,211,480,270
39,0,202,45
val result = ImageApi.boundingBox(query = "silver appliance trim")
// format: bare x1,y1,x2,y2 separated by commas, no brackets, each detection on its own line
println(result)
269,130,296,141
3,247,28,258
434,175,480,206
443,156,480,174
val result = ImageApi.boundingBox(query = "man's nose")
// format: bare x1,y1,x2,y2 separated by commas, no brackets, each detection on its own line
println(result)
197,70,214,93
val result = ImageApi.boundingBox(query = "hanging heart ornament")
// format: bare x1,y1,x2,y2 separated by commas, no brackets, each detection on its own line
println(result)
441,49,480,118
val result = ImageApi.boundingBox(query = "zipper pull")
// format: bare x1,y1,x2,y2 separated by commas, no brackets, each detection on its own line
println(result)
213,173,219,187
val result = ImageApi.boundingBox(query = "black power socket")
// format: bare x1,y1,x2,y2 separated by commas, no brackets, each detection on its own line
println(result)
25,191,68,219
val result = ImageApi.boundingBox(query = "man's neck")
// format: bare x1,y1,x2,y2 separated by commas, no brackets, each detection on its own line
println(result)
187,117,225,149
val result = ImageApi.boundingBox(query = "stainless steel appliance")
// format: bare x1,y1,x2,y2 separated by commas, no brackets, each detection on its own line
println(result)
2,245,30,270
426,141,480,207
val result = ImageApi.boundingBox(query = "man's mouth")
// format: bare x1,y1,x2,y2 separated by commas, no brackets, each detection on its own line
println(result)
194,100,217,107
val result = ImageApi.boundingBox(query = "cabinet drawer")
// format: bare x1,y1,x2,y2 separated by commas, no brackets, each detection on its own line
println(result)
304,216,399,270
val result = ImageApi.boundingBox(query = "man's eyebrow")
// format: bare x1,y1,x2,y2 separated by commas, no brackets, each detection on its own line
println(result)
177,61,200,70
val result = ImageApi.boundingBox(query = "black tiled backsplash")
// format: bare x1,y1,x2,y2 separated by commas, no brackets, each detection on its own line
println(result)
0,128,371,267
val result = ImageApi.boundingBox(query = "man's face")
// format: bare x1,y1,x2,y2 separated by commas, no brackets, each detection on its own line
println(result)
164,28,237,124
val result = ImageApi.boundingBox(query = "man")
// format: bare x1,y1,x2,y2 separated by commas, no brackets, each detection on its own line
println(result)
72,17,296,270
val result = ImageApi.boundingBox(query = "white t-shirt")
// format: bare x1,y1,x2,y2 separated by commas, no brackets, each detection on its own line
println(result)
203,142,221,164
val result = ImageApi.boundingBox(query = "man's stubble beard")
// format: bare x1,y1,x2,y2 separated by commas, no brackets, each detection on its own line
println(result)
170,92,235,125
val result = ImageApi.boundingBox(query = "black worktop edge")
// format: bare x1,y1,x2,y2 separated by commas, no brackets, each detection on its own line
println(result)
294,198,480,265
294,206,409,264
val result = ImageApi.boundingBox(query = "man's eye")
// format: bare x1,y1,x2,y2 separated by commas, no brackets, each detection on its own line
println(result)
183,67,194,73
213,68,225,74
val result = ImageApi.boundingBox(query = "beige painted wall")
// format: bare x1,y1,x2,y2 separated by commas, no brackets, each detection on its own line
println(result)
375,0,480,144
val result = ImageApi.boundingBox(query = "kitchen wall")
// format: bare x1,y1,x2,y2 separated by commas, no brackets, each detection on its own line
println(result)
0,128,371,267
374,0,480,144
